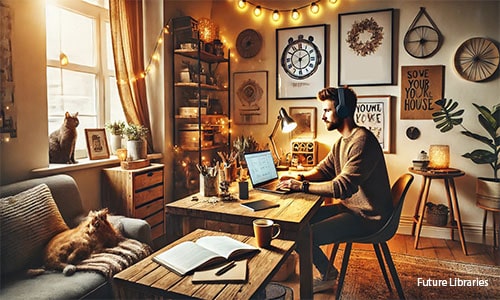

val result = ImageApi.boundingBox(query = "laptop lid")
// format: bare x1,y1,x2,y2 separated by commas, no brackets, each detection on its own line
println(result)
244,150,279,187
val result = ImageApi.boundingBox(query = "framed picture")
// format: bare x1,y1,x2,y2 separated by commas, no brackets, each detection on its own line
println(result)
356,95,393,153
233,71,268,125
276,24,327,99
338,9,394,86
289,107,316,139
84,128,110,160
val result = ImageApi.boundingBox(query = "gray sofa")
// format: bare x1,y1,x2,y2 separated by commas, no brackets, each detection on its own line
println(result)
0,174,153,299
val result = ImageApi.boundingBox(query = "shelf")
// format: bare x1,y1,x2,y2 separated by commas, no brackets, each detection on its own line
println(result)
174,82,227,91
178,144,228,152
174,49,228,63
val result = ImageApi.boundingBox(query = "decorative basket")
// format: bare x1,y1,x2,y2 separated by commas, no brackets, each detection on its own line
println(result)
426,203,449,226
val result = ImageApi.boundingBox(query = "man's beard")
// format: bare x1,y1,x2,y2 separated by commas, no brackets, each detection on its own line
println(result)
325,118,342,131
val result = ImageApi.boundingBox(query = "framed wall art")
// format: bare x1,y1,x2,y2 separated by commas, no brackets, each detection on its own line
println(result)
356,95,393,153
289,107,316,139
276,24,327,99
233,71,268,125
338,9,394,86
84,128,110,160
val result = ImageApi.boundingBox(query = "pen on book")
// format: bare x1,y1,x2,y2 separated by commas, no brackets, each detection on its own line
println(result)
215,261,236,276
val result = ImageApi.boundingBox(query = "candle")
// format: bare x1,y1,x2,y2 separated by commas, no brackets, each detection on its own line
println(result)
116,148,128,162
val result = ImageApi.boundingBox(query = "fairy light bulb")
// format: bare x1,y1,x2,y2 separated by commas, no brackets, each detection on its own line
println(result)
291,9,300,20
329,0,338,3
254,5,262,16
238,0,246,9
59,52,68,66
272,10,280,21
310,2,319,14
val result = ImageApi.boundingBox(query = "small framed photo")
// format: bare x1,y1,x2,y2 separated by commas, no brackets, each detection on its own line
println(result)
233,71,268,125
84,128,110,160
289,107,317,139
356,95,393,153
338,9,394,86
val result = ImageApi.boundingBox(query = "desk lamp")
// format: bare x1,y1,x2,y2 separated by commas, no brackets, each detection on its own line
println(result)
269,107,297,170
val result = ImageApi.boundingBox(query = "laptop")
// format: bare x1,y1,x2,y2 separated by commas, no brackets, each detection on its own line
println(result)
244,150,291,194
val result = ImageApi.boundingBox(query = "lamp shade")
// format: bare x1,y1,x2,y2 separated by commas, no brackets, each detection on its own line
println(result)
429,145,450,169
279,108,297,133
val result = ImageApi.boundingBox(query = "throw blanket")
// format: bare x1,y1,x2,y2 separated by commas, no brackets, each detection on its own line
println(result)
75,238,152,278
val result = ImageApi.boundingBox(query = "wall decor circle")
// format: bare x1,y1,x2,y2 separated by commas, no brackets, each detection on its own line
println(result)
346,17,384,57
404,7,443,59
236,29,262,58
454,37,499,82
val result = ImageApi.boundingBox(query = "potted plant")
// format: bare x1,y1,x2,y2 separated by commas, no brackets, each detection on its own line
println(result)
105,121,126,154
124,124,149,160
233,135,260,167
432,98,500,209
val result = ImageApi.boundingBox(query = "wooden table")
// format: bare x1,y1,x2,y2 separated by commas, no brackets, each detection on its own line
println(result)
166,189,323,299
409,167,468,255
113,229,295,299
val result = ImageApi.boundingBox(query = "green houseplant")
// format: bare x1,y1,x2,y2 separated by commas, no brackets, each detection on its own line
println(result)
105,121,126,154
124,124,149,160
432,98,500,208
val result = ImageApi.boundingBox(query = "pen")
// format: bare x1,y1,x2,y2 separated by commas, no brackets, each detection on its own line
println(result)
215,261,236,276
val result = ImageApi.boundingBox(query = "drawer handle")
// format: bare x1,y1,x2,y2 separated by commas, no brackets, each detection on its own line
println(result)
147,172,154,177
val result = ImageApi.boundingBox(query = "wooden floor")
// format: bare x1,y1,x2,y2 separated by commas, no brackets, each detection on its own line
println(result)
279,234,499,299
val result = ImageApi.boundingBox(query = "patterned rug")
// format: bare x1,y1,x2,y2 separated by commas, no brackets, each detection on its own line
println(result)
331,248,500,300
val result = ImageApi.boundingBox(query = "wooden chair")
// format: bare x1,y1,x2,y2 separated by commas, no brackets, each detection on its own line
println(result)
326,173,414,300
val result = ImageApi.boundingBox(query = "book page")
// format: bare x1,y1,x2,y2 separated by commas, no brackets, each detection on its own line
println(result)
153,241,222,275
196,236,258,259
192,259,248,283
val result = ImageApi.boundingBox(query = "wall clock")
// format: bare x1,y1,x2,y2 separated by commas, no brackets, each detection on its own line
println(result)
454,37,499,82
236,29,262,59
276,24,327,99
404,7,443,58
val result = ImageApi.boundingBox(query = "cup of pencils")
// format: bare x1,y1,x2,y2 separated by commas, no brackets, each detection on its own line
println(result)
198,164,219,197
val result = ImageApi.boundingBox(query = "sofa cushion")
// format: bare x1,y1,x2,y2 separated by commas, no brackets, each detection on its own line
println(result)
0,184,69,275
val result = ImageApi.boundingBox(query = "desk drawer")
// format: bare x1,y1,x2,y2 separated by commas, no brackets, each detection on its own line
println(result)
135,198,164,219
134,169,163,190
151,223,165,240
134,185,163,207
145,210,164,228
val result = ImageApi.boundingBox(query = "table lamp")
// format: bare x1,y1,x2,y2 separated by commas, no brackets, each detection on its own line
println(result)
269,107,297,171
429,145,450,169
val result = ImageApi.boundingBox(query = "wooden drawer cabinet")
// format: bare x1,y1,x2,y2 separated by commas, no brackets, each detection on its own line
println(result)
102,164,165,240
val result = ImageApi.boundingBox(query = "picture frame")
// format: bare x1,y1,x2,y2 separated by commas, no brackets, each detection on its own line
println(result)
233,71,268,125
289,107,316,139
84,128,110,160
338,9,394,86
356,95,393,153
276,24,327,99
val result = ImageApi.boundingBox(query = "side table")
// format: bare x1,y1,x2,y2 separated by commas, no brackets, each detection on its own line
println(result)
409,167,468,255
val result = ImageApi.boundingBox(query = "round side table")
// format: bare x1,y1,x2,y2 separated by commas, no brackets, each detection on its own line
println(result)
409,167,468,255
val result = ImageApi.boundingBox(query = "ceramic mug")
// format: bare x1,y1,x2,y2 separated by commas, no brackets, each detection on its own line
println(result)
253,219,280,248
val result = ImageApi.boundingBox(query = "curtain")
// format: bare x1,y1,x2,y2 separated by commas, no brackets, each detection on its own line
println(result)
109,0,154,153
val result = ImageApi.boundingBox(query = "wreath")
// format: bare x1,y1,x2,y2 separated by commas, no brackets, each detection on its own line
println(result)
346,17,384,57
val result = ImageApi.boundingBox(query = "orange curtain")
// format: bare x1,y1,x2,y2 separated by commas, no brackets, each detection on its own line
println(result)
109,0,153,153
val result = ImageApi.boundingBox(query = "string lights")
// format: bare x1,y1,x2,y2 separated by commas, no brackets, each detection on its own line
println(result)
237,0,338,22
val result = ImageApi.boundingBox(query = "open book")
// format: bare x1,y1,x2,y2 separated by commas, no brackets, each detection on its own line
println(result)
153,236,259,275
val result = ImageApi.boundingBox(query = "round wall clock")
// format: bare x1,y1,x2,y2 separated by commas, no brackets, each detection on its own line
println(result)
404,7,443,59
280,34,322,80
236,29,262,59
454,37,499,82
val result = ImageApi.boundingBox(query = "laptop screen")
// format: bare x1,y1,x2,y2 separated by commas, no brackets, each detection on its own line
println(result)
244,150,278,185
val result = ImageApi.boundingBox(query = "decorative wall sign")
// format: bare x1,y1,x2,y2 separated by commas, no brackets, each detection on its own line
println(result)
404,7,443,59
85,128,110,160
233,71,268,125
454,37,499,82
400,65,444,119
276,24,327,99
356,95,393,153
289,107,316,139
236,29,262,58
338,9,394,86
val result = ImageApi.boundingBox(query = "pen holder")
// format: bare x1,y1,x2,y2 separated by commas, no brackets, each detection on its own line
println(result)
200,174,218,197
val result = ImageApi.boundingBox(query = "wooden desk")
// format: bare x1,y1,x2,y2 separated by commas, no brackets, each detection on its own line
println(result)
113,229,295,299
166,189,323,299
409,167,468,255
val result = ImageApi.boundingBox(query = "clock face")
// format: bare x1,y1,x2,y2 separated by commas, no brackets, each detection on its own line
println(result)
280,35,322,80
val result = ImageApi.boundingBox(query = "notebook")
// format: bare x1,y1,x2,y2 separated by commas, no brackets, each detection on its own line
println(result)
244,150,290,194
241,199,280,211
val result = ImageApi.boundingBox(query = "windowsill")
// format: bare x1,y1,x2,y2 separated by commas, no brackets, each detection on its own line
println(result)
32,153,163,176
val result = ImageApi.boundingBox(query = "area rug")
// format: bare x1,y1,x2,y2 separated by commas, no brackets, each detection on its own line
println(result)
332,248,500,300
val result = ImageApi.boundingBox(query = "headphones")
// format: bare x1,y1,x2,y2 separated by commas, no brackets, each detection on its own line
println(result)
336,87,349,118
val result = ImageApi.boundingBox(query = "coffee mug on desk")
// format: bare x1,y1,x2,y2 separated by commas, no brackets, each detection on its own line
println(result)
253,219,280,248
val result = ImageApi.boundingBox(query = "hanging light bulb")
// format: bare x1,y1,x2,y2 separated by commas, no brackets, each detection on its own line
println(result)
291,9,300,20
329,0,338,3
59,52,69,66
238,0,246,9
254,5,262,16
310,2,319,14
272,10,280,21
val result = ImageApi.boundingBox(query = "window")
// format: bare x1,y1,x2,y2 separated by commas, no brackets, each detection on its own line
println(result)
46,0,124,159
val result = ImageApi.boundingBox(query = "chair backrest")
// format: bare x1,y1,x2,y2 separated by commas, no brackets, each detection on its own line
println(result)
355,173,414,243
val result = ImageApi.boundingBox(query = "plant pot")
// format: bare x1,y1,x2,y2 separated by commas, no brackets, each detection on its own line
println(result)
109,134,122,155
126,139,147,161
477,177,500,209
